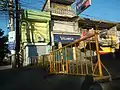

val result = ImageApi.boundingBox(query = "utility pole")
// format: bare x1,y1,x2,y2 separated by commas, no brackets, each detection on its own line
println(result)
8,0,16,68
9,0,14,31
15,0,20,68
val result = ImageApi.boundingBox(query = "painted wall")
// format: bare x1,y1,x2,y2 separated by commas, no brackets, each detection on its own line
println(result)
52,20,79,33
21,10,51,44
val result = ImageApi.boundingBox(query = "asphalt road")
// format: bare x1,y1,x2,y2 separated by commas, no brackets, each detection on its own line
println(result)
0,65,120,90
100,53,120,90
0,52,120,90
0,66,85,90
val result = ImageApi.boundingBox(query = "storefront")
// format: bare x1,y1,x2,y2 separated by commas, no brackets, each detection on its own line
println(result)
53,34,80,60
21,10,51,66
54,34,80,46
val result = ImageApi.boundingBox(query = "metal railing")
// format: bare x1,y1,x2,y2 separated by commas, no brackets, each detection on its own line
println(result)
44,8,75,17
48,32,111,80
29,32,111,81
29,55,50,68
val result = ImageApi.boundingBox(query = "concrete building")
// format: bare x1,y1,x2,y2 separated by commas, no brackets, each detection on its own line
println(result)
20,10,51,65
20,0,120,65
77,18,120,55
42,0,80,50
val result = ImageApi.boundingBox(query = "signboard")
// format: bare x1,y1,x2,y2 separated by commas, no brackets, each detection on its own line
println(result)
8,31,16,54
8,31,15,42
54,34,80,44
8,42,15,50
76,0,91,15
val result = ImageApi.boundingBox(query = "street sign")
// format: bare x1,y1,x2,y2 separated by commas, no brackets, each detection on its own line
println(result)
8,31,15,42
76,0,91,15
8,31,16,54
8,42,15,50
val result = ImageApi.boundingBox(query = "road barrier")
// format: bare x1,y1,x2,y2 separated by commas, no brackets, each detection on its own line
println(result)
29,32,111,81
49,32,111,81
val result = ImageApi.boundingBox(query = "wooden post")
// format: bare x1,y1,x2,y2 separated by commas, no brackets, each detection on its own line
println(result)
95,30,103,76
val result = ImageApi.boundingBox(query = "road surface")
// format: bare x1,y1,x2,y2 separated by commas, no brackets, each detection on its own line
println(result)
0,65,12,70
0,65,120,90
0,66,85,90
1,51,120,90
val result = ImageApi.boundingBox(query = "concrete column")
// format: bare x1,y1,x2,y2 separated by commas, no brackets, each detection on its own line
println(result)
51,31,54,48
73,47,76,60
25,46,29,65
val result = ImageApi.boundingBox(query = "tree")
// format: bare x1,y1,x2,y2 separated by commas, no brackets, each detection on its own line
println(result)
0,29,9,62
0,0,8,11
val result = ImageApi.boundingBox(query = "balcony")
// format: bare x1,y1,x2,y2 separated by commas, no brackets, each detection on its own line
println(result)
51,0,75,5
44,8,75,17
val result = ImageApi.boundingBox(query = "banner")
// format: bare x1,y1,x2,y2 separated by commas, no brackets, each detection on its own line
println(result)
8,31,15,42
8,42,15,50
76,0,91,15
8,31,16,54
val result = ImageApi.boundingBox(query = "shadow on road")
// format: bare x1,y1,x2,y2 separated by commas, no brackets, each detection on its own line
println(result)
0,65,120,90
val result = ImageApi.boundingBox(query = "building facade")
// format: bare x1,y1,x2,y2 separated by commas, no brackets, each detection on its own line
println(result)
21,10,51,65
20,0,120,65
42,0,80,50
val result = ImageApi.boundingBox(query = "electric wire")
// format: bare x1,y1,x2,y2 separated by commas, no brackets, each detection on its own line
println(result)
80,13,118,23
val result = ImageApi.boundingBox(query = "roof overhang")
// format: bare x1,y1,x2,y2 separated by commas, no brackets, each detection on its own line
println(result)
78,18,118,30
42,0,48,11
51,15,75,21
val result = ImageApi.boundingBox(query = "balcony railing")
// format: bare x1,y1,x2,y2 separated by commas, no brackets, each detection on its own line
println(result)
44,8,75,17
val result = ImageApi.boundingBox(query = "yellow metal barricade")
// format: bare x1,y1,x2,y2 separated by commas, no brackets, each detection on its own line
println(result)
49,32,111,81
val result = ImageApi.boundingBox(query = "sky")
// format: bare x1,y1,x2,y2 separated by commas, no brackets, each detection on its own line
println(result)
0,0,120,35
79,0,120,22
0,13,9,35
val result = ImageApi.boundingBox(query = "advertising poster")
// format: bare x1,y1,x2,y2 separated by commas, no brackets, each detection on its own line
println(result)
8,31,16,54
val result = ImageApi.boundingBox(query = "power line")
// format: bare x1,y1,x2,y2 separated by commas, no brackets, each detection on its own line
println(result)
20,0,44,5
0,12,8,16
19,0,45,10
21,4,43,11
21,6,42,11
80,13,117,23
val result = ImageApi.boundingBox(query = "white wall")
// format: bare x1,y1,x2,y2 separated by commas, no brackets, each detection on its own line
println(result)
52,20,79,33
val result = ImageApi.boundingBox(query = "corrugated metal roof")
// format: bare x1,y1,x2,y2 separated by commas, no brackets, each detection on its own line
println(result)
78,17,118,30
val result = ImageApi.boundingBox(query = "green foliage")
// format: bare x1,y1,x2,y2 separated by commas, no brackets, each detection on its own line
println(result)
0,0,8,11
0,29,9,61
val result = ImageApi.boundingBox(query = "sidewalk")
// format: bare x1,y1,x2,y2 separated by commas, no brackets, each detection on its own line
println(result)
0,65,12,70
